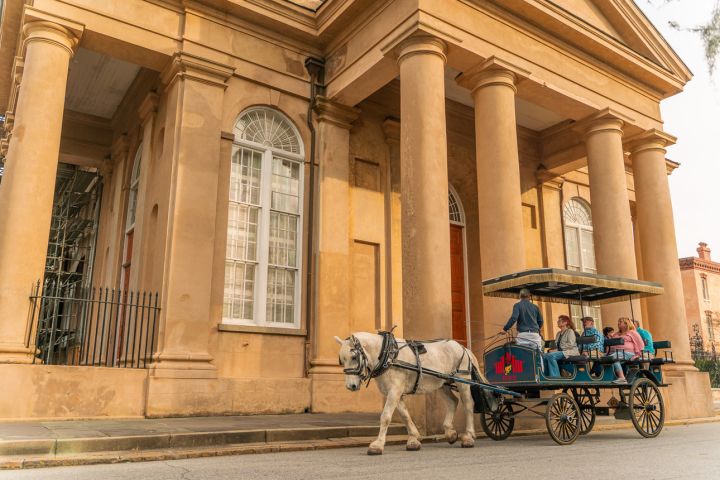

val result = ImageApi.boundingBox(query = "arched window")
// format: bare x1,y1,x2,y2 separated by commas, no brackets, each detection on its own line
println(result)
224,107,304,327
563,197,601,325
448,187,464,225
125,146,142,232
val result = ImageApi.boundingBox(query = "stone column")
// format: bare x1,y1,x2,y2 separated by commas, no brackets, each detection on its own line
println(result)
398,36,452,341
148,54,233,381
584,115,640,322
629,131,691,363
382,118,403,333
0,20,79,363
309,97,367,412
629,130,714,419
457,58,527,351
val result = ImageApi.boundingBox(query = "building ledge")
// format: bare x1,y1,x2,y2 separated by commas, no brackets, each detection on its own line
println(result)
217,323,307,336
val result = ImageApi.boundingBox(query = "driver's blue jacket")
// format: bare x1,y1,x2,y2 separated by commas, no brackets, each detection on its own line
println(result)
503,299,543,333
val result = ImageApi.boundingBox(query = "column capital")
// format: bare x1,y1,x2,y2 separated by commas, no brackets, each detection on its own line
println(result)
313,96,359,130
138,92,159,124
23,21,79,57
161,53,234,90
382,117,400,144
110,134,130,160
396,35,447,64
625,129,677,156
456,56,530,94
575,108,633,140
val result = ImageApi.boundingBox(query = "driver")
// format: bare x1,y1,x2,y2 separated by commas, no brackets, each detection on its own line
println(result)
503,288,544,351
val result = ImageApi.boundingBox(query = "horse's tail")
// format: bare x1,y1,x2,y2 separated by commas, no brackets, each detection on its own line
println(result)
465,348,499,412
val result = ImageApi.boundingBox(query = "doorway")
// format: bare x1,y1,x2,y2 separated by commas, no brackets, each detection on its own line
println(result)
449,186,470,347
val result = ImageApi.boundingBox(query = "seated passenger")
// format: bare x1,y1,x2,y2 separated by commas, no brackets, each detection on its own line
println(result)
544,315,580,378
602,327,615,354
580,316,604,356
607,317,645,384
632,318,655,358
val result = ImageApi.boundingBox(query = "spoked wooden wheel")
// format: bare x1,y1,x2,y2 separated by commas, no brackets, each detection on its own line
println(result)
629,378,665,438
564,387,596,435
545,393,581,445
480,402,515,441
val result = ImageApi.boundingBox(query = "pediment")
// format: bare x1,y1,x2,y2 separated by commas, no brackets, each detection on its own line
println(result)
490,0,692,95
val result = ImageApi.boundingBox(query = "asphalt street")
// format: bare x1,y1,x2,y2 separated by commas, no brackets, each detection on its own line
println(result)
3,422,719,480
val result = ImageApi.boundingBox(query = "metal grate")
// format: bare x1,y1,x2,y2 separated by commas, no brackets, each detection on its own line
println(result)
28,282,160,368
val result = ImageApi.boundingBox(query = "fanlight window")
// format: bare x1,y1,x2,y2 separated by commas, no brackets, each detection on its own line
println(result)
449,189,463,224
234,108,301,154
224,108,304,328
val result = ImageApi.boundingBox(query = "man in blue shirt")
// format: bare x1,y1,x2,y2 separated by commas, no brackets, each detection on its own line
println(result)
503,288,544,351
580,316,604,355
632,318,655,356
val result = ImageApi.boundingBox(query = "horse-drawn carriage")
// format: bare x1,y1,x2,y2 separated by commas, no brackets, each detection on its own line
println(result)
477,268,672,445
337,268,673,454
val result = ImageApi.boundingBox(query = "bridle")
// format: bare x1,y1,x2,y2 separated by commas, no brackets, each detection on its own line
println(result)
342,335,371,382
342,331,399,386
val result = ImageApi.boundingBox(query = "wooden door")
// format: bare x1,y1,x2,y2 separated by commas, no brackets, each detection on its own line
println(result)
450,224,467,346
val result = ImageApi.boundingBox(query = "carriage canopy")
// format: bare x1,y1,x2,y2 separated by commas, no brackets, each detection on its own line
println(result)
481,268,663,306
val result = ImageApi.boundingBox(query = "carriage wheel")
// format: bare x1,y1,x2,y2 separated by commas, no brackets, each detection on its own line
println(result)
629,378,665,438
480,402,515,441
564,387,596,435
545,393,581,445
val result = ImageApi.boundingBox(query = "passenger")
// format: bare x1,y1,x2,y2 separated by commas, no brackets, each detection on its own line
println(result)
544,315,580,378
503,288,544,351
607,317,644,384
602,327,615,354
632,318,655,358
580,316,604,356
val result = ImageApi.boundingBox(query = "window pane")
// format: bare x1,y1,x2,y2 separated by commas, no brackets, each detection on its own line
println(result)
267,268,296,324
223,261,256,321
580,229,596,272
564,227,580,270
271,157,300,214
227,204,259,262
230,148,262,205
269,211,298,268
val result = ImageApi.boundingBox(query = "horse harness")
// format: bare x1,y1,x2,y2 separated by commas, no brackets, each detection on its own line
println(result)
343,330,475,395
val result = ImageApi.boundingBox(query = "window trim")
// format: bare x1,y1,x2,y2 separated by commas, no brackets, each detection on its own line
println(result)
222,112,304,330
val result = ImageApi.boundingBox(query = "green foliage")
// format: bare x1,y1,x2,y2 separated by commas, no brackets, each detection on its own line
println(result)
695,358,720,388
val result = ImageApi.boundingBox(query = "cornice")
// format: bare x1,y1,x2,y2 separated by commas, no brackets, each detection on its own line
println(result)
313,95,359,129
680,257,720,275
160,52,235,89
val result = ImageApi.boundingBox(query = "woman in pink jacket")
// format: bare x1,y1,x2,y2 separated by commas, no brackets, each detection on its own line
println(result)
607,317,645,384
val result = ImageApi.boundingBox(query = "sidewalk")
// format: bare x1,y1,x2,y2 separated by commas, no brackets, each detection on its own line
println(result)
1,412,719,470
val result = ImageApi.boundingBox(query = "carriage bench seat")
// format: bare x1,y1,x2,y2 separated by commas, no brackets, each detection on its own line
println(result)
650,340,675,364
558,355,589,365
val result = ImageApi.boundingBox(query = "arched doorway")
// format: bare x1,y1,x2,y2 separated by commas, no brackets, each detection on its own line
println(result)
449,185,470,346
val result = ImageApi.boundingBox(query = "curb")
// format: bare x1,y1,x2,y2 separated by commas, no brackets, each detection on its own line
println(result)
2,416,719,470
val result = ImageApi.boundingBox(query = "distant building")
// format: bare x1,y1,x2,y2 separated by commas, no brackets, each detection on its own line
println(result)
680,243,720,353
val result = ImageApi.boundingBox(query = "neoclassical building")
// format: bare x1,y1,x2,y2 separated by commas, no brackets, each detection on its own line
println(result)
0,0,714,421
681,243,720,354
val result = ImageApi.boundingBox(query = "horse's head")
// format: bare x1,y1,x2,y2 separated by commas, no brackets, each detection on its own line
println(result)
335,335,368,392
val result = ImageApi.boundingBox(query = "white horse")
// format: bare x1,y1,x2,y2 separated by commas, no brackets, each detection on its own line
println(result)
335,331,495,455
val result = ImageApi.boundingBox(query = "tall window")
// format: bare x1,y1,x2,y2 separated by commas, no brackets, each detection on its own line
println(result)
707,312,715,343
126,147,142,232
223,108,303,328
562,198,601,326
701,275,710,301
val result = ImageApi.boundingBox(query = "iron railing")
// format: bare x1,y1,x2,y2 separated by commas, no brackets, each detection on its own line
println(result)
28,281,160,368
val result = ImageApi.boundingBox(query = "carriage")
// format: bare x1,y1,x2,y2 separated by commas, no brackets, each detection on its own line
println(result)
476,268,672,445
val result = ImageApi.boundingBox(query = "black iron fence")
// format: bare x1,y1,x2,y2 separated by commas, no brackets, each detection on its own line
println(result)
28,281,160,368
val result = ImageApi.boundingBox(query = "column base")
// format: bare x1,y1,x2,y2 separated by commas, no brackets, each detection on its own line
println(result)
661,365,715,420
149,352,217,379
0,343,36,364
309,365,383,413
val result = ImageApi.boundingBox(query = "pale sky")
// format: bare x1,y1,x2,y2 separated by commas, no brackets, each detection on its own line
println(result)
636,0,720,258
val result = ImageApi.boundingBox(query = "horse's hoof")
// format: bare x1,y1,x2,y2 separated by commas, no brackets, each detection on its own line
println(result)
446,430,458,445
406,440,422,451
367,447,383,456
461,440,475,448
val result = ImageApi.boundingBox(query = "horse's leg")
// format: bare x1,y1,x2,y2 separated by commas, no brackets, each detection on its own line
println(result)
396,398,422,451
368,390,401,455
440,385,459,444
457,384,476,448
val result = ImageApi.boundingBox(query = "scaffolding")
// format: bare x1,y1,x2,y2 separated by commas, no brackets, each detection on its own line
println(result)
35,163,103,364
